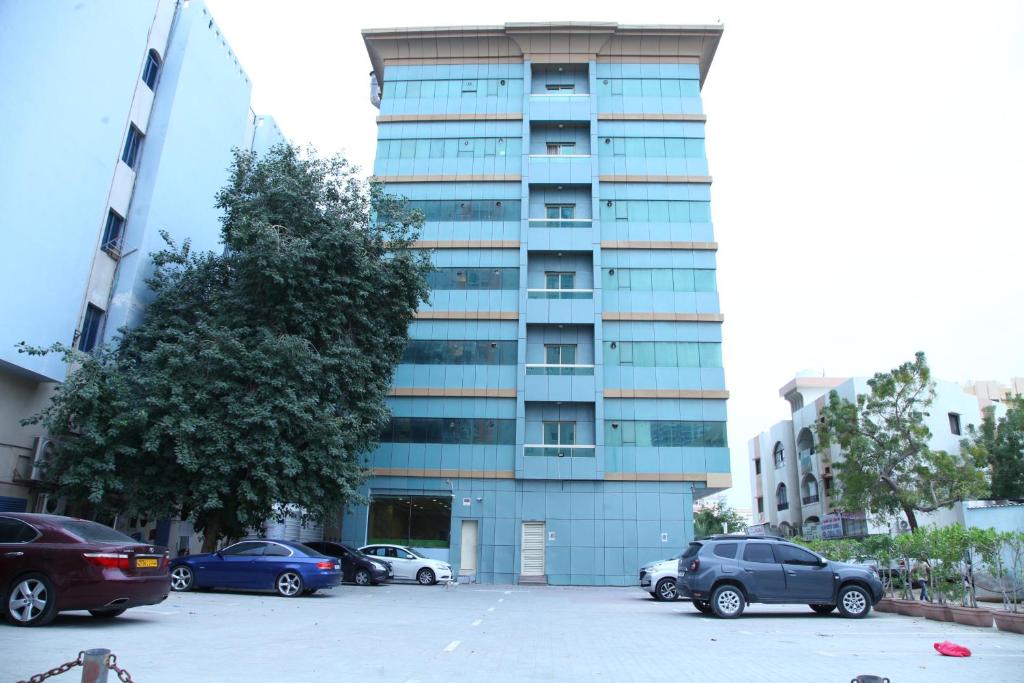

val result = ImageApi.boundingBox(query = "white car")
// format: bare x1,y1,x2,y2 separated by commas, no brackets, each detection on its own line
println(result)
639,555,680,601
359,544,453,585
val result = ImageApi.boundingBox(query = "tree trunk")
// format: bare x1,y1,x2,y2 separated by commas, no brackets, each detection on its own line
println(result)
901,504,919,531
200,518,222,553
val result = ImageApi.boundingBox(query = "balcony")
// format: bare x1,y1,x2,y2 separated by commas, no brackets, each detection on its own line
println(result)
527,288,593,300
802,495,820,506
799,449,814,474
527,154,592,184
777,502,789,511
523,444,596,457
527,218,592,229
528,93,591,121
526,364,595,375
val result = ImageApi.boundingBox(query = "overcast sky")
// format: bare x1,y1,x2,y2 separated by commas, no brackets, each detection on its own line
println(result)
206,0,1024,509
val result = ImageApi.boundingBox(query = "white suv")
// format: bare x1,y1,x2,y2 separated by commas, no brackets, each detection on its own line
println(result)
639,555,680,601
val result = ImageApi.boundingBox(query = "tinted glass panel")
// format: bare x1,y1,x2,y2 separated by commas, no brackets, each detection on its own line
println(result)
382,418,516,445
604,421,727,447
742,543,777,564
425,268,519,290
775,544,820,566
377,137,521,159
220,541,266,556
402,340,516,365
0,518,37,543
681,542,702,559
56,519,136,543
263,543,292,557
404,200,520,222
713,543,738,559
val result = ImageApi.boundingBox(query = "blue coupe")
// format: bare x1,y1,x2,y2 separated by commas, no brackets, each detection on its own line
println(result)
169,539,342,597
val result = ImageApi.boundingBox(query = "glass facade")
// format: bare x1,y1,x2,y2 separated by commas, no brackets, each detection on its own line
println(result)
350,25,729,587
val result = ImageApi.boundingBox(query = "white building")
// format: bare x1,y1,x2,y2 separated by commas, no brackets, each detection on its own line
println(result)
748,374,984,538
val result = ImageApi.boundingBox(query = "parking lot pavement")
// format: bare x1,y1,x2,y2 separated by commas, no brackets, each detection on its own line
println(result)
3,585,1023,683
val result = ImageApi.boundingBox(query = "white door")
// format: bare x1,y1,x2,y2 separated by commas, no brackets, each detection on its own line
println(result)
460,520,478,575
521,522,546,576
389,547,417,579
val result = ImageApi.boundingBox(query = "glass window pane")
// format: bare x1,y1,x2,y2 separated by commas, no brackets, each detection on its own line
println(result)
545,346,559,364
624,138,644,157
677,343,700,367
622,79,642,96
642,79,661,97
673,269,695,291
654,343,676,366
648,200,669,221
690,202,711,222
665,138,686,157
668,201,689,222
559,422,575,444
685,139,706,158
651,269,673,290
645,138,666,157
633,342,655,366
543,422,559,445
699,343,722,368
631,269,652,291
629,201,648,222
694,270,716,291
661,79,681,97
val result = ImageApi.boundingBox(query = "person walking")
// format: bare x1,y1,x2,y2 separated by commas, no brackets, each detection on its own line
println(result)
912,556,932,602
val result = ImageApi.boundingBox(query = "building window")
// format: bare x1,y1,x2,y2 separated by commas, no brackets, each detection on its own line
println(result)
801,475,819,505
77,304,105,352
402,340,517,365
381,417,516,445
426,267,519,290
543,421,576,446
545,83,575,92
545,271,575,290
776,483,789,511
122,125,143,169
545,142,575,155
403,199,520,222
773,441,785,468
545,204,575,220
604,420,727,448
756,497,764,513
544,344,577,365
461,80,477,93
142,49,161,89
100,210,125,257
948,412,962,436
754,458,761,475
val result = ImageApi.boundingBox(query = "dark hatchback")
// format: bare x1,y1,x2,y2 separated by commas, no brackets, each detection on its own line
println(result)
1,513,170,627
304,541,393,586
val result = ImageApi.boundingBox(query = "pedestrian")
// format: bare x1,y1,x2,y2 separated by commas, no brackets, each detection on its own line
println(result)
912,556,931,602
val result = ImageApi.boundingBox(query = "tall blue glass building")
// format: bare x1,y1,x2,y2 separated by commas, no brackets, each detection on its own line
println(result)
345,23,729,585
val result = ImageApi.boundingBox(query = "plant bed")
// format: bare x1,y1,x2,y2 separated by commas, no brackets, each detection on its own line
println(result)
892,599,924,617
920,602,954,622
874,597,896,613
948,605,994,628
993,611,1024,634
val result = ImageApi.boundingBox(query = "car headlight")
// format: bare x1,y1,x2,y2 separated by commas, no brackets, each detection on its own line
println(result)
371,561,386,571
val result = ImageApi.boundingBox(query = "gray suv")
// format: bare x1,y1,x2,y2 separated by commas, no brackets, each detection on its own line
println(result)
676,535,883,619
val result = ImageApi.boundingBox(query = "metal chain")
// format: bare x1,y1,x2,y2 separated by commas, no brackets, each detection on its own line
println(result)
16,651,84,683
105,654,135,683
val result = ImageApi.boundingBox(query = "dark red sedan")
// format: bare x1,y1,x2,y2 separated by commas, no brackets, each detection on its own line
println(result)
1,513,169,627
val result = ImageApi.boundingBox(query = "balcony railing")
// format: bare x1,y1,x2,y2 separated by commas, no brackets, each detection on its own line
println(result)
777,502,790,511
524,444,596,457
527,288,594,299
802,495,820,505
527,218,592,229
525,364,595,376
528,154,592,158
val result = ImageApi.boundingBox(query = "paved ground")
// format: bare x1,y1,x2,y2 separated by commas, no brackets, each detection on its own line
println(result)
3,584,1022,682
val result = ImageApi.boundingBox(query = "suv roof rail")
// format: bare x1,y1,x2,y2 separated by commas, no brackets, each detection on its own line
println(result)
699,534,785,541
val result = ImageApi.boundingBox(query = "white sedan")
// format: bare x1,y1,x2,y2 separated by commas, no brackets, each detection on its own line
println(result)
359,544,453,585
639,555,681,601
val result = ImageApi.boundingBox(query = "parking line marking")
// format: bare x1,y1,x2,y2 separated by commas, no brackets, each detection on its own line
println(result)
498,598,504,602
487,607,495,612
504,590,511,594
472,619,482,626
444,640,461,653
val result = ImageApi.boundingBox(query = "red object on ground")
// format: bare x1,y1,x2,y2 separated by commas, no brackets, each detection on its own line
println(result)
934,641,972,657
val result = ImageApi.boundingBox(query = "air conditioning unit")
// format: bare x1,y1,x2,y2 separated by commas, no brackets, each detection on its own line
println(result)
898,520,910,532
30,437,57,481
34,493,66,515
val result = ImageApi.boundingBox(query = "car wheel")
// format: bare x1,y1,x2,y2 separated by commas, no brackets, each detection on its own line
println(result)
837,585,871,619
170,565,194,592
417,568,436,585
5,573,57,627
693,600,713,614
88,608,128,619
710,584,745,619
354,569,372,586
654,578,678,602
276,571,304,597
809,603,836,615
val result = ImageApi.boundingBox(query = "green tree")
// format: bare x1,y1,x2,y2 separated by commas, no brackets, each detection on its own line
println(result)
21,145,431,550
964,396,1024,499
693,500,747,537
815,352,988,531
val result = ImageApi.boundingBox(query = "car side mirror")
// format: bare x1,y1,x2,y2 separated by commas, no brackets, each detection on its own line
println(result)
818,559,828,568
215,551,223,559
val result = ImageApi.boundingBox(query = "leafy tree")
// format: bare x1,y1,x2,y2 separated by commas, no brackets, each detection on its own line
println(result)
815,352,988,531
964,396,1024,499
693,500,747,537
21,146,431,550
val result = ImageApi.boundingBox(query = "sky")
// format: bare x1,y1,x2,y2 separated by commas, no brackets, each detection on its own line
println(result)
206,0,1024,509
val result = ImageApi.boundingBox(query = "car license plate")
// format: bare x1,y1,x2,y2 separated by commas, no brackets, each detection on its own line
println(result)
136,558,159,568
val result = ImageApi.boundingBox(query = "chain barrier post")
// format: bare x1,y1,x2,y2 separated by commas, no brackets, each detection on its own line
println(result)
80,650,110,683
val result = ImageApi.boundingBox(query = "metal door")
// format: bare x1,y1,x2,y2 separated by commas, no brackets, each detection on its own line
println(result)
460,520,478,575
739,542,787,601
520,522,546,576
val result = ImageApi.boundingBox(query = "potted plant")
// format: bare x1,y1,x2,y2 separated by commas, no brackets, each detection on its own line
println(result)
948,527,995,628
864,534,897,612
918,526,956,622
991,531,1024,634
890,530,925,617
